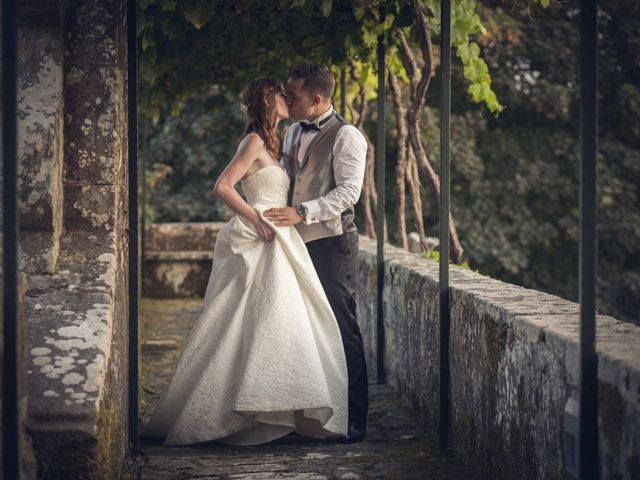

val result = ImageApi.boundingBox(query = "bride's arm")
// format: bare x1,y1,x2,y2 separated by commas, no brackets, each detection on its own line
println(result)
213,134,275,242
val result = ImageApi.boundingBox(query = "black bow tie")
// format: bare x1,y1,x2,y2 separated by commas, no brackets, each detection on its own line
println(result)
300,121,320,132
300,112,336,132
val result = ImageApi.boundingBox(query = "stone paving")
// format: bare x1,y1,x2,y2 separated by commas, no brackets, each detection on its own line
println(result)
121,298,482,480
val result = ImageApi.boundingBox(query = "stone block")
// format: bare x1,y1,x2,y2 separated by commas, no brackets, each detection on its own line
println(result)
144,222,224,252
63,65,118,184
16,20,64,232
63,183,115,231
63,0,117,67
20,230,60,274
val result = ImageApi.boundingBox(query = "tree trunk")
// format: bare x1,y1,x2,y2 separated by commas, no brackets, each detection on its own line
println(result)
394,0,465,263
406,147,427,250
347,61,388,241
388,70,409,249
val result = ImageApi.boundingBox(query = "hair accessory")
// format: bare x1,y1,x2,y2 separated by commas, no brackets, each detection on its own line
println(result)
240,103,248,113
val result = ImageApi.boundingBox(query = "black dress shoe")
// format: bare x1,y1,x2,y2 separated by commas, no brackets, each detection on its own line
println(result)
340,424,366,443
341,432,366,443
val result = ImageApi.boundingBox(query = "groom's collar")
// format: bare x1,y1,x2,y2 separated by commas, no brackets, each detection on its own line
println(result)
304,105,334,129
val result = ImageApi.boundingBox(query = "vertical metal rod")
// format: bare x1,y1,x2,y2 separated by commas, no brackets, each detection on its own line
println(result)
438,0,451,454
375,33,386,384
127,0,140,456
340,67,346,118
579,1,599,478
141,117,147,291
2,0,20,477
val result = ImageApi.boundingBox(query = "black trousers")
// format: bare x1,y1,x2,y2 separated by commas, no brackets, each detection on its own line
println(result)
305,231,369,432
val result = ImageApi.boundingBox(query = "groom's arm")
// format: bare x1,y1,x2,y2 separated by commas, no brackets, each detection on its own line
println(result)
300,125,367,224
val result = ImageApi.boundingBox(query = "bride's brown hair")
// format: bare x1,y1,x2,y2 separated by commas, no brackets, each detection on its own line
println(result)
241,77,284,160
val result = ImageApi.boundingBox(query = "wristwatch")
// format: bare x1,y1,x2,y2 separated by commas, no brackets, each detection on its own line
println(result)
296,204,308,220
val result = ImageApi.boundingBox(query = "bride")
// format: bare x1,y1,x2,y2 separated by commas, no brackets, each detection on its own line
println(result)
139,77,349,446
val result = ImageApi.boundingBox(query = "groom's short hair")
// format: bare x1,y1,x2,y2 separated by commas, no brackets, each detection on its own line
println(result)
289,62,335,100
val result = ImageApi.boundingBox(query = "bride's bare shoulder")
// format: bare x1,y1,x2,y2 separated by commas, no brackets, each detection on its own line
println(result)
239,132,265,149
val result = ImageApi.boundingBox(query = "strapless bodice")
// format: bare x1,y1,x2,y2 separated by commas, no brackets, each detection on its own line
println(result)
240,164,290,208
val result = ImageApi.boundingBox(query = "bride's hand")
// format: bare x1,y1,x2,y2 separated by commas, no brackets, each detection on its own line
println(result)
249,212,276,242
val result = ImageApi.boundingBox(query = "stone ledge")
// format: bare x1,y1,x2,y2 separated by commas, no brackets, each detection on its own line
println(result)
23,230,120,477
356,235,640,480
143,222,224,298
144,222,225,252
359,236,640,385
145,250,213,261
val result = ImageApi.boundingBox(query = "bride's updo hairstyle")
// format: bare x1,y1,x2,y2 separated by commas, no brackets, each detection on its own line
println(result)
241,76,284,160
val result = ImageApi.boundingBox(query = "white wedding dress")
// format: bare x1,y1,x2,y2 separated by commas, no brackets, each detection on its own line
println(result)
139,164,349,446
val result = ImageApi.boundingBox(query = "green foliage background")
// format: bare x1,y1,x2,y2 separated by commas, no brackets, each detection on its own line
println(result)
140,0,640,325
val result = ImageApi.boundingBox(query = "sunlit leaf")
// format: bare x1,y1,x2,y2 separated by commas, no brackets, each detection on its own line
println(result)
184,3,214,29
320,0,332,17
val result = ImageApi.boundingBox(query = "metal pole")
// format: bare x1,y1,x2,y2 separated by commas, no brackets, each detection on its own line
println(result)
141,117,147,292
438,0,451,454
375,32,386,384
579,1,599,478
340,67,346,118
127,0,140,456
2,0,20,477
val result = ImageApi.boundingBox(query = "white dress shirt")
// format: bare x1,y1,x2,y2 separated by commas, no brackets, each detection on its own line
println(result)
294,106,367,225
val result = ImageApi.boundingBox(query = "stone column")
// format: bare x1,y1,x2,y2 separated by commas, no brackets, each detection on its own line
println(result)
17,0,130,478
62,0,125,236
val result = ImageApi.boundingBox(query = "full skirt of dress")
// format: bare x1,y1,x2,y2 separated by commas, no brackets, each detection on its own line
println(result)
139,204,348,446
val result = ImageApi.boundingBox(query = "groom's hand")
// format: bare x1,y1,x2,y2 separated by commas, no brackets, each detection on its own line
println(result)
263,207,304,226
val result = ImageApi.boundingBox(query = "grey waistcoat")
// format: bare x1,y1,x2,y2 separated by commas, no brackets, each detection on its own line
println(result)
282,113,357,243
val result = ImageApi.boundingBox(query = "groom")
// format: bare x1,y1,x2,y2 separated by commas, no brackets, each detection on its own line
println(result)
264,62,369,443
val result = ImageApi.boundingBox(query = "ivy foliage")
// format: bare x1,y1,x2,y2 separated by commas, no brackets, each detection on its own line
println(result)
137,0,553,122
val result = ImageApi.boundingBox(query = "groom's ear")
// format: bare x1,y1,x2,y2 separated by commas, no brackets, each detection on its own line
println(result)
312,94,323,106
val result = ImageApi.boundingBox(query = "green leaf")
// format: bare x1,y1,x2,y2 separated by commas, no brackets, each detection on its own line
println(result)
469,82,491,102
456,42,470,64
320,0,332,17
160,0,177,12
485,91,504,113
456,42,480,64
359,63,371,87
362,28,377,48
142,33,155,50
464,59,490,84
183,4,214,30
